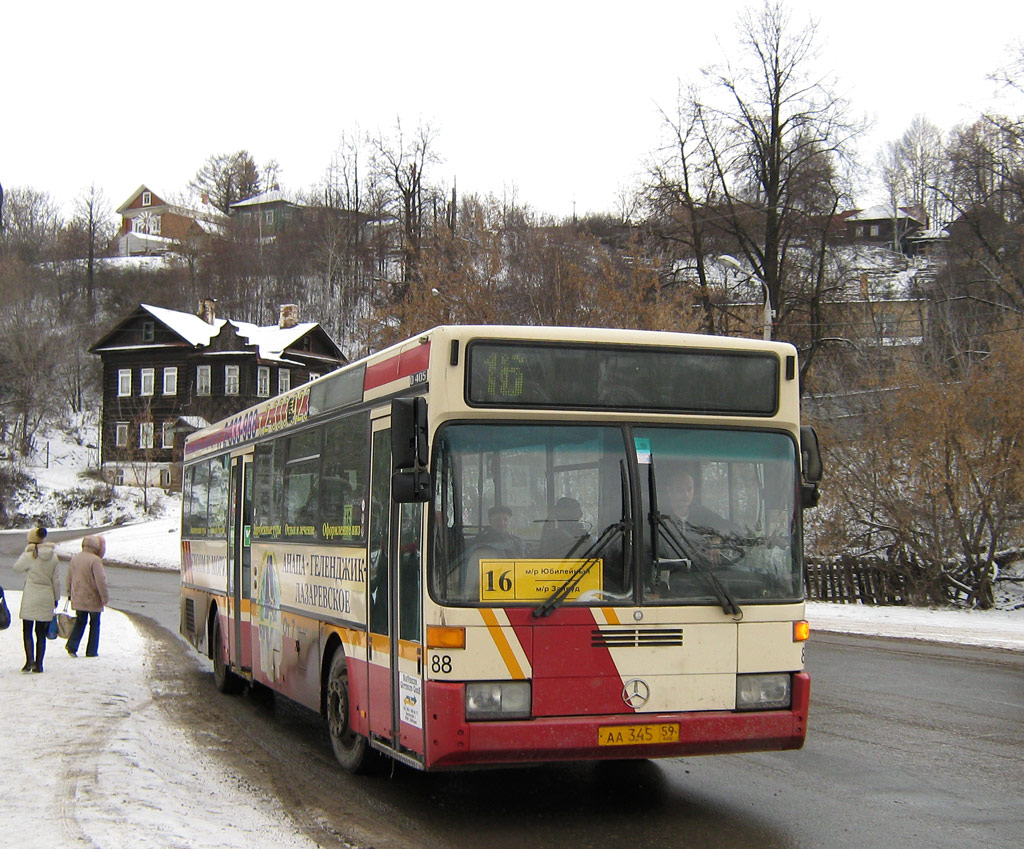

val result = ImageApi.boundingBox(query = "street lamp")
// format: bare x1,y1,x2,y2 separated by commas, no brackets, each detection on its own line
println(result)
719,255,772,341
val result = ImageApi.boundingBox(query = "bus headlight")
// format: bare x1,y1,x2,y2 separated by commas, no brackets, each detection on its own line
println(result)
465,682,532,720
736,673,791,711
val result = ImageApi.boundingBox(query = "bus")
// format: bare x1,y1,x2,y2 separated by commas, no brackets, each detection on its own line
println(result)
179,325,821,772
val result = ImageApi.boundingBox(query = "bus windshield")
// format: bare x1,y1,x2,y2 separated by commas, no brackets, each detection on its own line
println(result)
430,423,802,607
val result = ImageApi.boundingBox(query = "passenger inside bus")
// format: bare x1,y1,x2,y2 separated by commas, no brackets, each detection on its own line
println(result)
474,505,528,557
537,497,592,558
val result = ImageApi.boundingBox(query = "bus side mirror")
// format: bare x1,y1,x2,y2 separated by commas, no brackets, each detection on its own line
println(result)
392,397,428,471
800,425,822,509
392,397,431,503
392,470,431,503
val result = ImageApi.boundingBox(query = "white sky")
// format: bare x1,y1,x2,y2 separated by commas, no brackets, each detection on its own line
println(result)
3,1,1023,218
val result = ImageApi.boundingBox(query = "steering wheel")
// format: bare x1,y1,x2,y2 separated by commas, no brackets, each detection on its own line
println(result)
677,526,743,568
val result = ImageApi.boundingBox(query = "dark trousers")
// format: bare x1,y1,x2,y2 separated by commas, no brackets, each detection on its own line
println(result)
67,611,102,656
22,619,48,667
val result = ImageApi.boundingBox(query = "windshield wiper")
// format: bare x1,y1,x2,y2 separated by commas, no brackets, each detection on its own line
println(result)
532,519,629,618
533,461,632,618
647,459,742,619
657,514,742,618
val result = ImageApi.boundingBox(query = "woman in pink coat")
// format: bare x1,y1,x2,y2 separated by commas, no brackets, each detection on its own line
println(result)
66,535,109,658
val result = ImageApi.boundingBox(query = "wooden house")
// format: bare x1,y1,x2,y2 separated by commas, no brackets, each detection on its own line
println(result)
89,301,346,487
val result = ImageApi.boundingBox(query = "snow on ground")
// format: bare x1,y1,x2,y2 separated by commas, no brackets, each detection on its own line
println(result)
0,591,320,849
1,517,1020,848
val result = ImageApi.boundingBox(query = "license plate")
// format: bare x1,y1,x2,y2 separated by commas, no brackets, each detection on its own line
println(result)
598,723,680,746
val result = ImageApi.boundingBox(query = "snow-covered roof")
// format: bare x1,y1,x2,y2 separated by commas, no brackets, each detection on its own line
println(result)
847,204,924,223
230,320,318,362
230,190,299,209
142,304,226,347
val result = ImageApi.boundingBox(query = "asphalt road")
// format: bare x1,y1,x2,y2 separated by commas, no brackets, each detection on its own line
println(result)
2,543,1022,849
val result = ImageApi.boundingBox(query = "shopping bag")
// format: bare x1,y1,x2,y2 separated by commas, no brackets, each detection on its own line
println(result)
47,615,59,640
57,601,76,639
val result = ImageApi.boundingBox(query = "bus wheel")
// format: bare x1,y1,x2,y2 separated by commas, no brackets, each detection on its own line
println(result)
212,617,243,695
326,650,370,772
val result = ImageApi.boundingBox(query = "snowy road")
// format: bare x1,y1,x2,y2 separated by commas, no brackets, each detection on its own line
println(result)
3,592,1020,849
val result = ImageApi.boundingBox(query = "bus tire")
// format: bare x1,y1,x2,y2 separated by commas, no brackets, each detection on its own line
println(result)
326,649,371,773
212,616,243,695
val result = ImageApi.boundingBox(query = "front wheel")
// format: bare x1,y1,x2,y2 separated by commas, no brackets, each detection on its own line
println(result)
326,650,372,773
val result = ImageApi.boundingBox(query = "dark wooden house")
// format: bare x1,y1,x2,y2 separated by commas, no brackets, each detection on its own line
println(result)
89,301,346,487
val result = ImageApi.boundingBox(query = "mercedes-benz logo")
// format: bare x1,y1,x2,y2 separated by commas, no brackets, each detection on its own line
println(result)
622,678,650,709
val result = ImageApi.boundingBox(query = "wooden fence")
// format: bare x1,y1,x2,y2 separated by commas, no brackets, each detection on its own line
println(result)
804,557,908,605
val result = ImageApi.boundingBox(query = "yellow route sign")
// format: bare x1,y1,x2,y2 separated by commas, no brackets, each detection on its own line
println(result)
478,558,603,602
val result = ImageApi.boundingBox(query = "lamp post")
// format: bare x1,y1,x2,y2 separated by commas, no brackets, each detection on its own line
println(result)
719,255,772,340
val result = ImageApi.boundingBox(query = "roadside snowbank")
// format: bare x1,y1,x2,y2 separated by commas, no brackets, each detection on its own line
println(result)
0,591,320,849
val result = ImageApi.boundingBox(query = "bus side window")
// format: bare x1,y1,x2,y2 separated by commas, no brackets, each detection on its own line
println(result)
321,414,369,541
368,429,391,635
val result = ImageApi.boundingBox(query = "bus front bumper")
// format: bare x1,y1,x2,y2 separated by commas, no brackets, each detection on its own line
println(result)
425,671,809,769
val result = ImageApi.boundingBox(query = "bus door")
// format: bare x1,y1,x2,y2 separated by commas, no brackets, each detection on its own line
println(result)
365,418,425,763
227,452,254,674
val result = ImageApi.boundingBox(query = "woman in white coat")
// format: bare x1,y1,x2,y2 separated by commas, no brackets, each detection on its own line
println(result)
13,527,61,673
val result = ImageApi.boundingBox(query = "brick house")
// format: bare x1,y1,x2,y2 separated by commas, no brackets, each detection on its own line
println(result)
89,301,346,487
115,185,227,256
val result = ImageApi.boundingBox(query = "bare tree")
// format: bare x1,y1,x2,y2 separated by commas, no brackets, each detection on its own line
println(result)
369,119,442,296
878,116,947,230
645,1,860,381
69,184,114,313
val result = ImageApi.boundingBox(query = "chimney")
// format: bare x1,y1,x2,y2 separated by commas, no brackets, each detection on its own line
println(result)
198,298,217,324
279,303,299,328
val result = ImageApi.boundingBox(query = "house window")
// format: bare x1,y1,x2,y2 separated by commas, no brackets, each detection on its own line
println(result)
257,366,270,397
115,422,129,448
870,224,880,237
162,421,176,449
160,468,172,488
141,368,155,396
142,191,152,207
163,367,178,395
113,468,125,486
149,214,161,235
140,422,155,450
855,226,864,238
278,369,291,394
264,210,274,226
197,365,211,396
225,365,240,395
142,321,155,342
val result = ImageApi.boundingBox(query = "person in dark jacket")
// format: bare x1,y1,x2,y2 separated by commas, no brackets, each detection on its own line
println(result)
13,527,60,672
66,534,109,658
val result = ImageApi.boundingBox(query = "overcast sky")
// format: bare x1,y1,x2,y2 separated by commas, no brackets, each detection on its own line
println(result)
3,1,1022,219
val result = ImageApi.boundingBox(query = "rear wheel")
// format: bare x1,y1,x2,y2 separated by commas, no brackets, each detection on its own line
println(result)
326,649,372,772
212,616,243,694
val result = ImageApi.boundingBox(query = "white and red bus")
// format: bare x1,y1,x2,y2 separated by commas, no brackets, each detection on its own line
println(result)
180,325,821,772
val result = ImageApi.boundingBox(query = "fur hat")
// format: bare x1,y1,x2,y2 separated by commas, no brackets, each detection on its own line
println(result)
27,527,47,544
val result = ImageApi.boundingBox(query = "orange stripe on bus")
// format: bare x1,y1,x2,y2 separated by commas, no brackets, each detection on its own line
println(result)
601,607,620,625
479,609,525,680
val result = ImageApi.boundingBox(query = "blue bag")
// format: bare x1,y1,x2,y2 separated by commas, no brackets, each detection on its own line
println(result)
0,586,10,630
